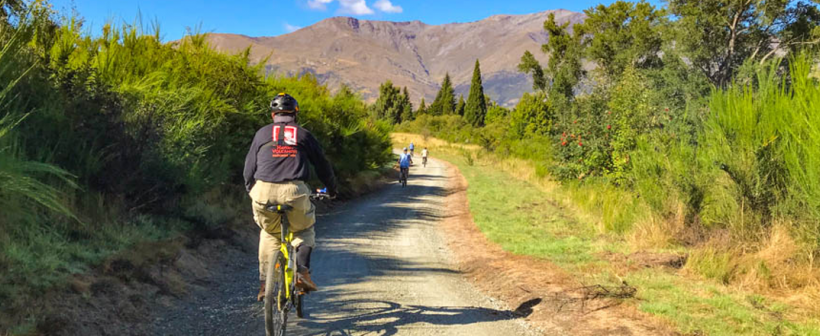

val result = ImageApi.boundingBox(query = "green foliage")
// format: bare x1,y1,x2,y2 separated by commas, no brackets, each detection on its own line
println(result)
699,55,820,238
484,103,509,126
401,86,414,121
416,97,427,115
517,50,547,91
455,94,465,116
541,13,584,103
429,72,456,115
372,80,406,124
0,3,391,327
464,59,487,127
606,66,658,183
576,1,666,79
667,0,820,86
396,114,477,144
509,92,552,138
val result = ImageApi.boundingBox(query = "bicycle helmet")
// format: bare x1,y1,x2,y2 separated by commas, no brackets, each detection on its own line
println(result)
270,93,299,114
403,147,408,151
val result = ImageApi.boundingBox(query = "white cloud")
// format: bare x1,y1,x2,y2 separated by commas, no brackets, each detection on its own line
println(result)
307,0,333,10
374,0,402,13
284,22,302,33
304,0,375,15
338,0,374,15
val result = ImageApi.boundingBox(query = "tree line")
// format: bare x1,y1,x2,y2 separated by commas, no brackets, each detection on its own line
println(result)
374,59,491,127
385,0,820,259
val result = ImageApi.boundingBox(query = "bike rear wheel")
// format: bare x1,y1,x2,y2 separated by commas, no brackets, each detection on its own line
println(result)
264,253,288,336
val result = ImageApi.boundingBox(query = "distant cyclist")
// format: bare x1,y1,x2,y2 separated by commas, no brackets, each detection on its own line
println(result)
421,147,428,167
409,142,415,157
243,93,337,301
398,147,412,183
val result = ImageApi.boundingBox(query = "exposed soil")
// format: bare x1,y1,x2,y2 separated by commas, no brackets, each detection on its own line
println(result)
438,160,678,336
36,227,258,336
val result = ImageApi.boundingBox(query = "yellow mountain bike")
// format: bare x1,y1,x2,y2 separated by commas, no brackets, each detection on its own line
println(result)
263,190,329,336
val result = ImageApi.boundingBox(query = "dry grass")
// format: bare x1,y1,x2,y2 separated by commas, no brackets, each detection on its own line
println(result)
396,132,820,326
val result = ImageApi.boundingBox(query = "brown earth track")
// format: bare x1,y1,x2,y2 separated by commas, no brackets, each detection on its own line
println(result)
438,160,677,336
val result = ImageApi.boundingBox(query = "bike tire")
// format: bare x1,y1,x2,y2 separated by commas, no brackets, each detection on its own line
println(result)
264,253,288,336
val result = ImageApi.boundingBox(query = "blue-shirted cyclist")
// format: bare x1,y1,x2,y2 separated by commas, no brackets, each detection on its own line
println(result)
409,142,415,157
398,147,413,184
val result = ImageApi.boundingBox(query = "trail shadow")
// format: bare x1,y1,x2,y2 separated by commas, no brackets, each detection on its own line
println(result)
292,298,539,336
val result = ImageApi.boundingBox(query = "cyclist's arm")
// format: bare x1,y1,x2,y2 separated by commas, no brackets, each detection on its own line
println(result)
243,133,262,193
304,132,338,195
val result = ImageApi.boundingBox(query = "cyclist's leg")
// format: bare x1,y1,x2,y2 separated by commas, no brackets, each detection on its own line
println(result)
251,200,283,300
281,182,319,291
292,227,318,291
250,183,285,280
292,227,316,272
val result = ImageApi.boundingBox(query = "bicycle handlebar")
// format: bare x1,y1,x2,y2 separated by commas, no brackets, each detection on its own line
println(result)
310,188,335,201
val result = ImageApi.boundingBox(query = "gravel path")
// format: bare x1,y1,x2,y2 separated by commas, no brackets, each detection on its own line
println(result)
152,156,537,336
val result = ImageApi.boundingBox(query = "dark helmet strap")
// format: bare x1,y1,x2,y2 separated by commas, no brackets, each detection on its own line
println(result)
277,122,286,147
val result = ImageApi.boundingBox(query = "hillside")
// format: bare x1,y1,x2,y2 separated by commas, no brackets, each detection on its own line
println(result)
206,10,586,106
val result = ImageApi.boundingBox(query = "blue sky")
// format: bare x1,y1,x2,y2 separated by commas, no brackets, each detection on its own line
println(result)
49,0,665,41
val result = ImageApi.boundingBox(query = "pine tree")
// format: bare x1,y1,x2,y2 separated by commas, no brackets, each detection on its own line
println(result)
400,86,414,121
464,59,487,126
430,73,455,115
373,80,403,124
417,98,427,115
455,94,465,116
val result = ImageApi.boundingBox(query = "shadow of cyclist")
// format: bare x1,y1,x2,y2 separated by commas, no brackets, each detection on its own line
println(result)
292,298,540,336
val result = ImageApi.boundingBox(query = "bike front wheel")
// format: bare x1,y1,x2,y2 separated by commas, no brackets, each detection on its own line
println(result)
264,253,288,336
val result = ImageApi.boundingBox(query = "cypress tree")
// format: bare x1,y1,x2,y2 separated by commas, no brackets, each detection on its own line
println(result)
430,73,455,115
464,59,487,126
455,94,465,116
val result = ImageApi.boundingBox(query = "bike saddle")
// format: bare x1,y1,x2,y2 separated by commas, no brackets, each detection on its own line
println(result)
265,203,294,213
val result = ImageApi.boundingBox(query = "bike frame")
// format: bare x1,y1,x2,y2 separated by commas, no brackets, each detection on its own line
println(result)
265,193,327,336
265,204,301,336
277,209,296,303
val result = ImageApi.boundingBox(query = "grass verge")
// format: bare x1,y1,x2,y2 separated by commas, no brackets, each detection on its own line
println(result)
393,133,820,336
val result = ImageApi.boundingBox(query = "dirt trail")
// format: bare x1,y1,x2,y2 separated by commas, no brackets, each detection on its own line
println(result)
152,157,538,335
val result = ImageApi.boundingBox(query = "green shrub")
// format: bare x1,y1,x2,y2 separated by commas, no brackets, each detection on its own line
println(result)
0,3,391,327
699,54,820,241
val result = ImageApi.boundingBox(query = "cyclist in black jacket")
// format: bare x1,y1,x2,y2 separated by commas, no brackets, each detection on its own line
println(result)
244,93,337,301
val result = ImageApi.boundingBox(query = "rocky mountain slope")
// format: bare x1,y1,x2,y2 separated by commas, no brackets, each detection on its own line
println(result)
206,10,585,106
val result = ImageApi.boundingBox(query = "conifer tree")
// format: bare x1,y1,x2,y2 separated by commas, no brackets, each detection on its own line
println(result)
400,86,414,121
417,97,427,115
464,59,487,126
373,80,403,124
455,94,465,116
430,73,455,115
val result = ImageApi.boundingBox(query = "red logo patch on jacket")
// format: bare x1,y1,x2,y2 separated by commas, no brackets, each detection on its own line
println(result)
272,126,298,157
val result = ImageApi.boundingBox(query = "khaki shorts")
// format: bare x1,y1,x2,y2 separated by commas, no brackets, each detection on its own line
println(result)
250,180,316,280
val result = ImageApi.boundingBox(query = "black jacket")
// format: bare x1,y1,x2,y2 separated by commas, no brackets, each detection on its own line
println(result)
243,120,337,194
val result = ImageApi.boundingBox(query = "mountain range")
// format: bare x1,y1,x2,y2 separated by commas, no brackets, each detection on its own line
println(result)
206,9,586,107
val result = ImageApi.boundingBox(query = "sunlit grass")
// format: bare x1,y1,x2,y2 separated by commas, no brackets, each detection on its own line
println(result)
396,133,820,335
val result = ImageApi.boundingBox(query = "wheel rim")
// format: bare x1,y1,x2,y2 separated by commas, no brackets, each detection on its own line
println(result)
265,255,288,336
